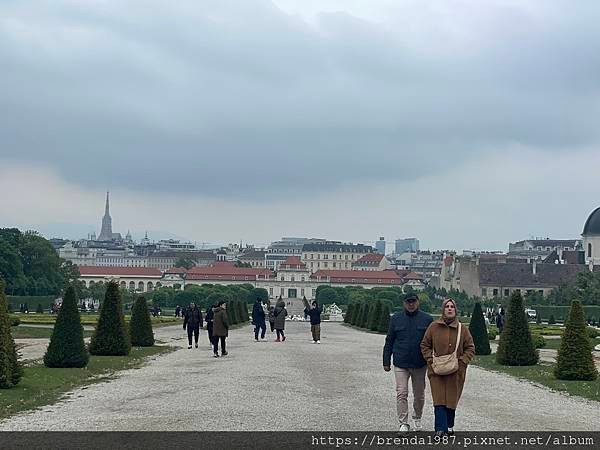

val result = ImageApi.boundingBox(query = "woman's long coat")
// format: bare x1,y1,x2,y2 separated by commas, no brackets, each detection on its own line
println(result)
420,318,475,409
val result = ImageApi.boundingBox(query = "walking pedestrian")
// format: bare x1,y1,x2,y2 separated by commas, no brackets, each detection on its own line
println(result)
212,301,229,357
268,306,276,332
205,303,216,348
303,298,322,343
274,298,287,342
252,297,267,341
175,305,181,318
495,308,505,334
420,298,475,436
183,302,203,349
383,292,433,433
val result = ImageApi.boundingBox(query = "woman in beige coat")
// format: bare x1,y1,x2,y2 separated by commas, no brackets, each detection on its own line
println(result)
421,298,475,435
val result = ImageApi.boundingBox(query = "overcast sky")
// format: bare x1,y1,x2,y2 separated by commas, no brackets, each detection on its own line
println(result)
1,0,599,251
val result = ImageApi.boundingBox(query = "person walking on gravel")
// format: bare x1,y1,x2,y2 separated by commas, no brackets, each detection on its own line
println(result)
183,302,203,349
204,303,216,348
303,298,322,343
383,292,433,433
252,297,267,341
212,301,229,357
421,298,475,436
274,297,287,342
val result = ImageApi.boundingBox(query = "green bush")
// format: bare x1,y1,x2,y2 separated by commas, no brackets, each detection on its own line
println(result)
532,305,600,322
496,291,539,366
0,279,23,388
129,296,155,347
378,301,392,333
469,302,491,355
548,315,556,325
487,328,498,341
555,300,598,381
89,282,131,356
10,317,20,327
532,334,546,349
536,313,542,325
344,302,355,324
44,286,89,368
358,301,369,328
368,300,383,332
587,327,599,339
36,303,44,314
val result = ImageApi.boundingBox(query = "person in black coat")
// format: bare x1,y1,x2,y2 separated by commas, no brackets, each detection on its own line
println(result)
183,302,203,349
204,304,216,347
303,298,322,343
252,297,267,341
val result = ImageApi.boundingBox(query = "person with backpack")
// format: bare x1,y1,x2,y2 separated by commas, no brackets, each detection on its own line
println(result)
273,298,287,342
183,302,203,349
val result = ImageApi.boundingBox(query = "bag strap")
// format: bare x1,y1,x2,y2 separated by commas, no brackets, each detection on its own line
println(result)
453,322,462,355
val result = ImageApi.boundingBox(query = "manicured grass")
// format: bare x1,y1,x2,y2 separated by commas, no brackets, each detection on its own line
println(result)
0,345,174,420
10,313,180,326
11,326,94,340
541,337,600,350
472,354,600,402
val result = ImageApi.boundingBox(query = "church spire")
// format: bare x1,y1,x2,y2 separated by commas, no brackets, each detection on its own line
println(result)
98,191,114,241
104,191,110,215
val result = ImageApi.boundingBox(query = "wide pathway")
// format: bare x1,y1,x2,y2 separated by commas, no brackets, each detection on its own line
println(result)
1,322,599,431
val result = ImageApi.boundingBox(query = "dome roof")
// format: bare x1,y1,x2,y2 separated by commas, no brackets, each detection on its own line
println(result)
583,207,600,235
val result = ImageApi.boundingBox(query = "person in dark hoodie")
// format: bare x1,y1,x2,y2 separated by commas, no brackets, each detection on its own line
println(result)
273,297,287,342
303,298,322,344
204,303,216,348
212,301,229,357
183,302,203,349
383,292,433,433
252,297,267,342
268,306,276,332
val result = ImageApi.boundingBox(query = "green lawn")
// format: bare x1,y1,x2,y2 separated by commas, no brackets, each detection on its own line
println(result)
10,313,180,326
11,326,94,340
0,345,174,420
541,337,600,350
472,354,600,402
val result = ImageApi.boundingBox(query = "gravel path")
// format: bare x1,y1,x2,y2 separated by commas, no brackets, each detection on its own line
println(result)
2,323,598,431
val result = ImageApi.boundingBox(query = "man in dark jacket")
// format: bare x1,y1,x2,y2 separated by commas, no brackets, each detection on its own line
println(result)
212,301,229,357
204,304,216,347
383,293,433,433
303,299,322,343
183,302,203,349
252,297,267,342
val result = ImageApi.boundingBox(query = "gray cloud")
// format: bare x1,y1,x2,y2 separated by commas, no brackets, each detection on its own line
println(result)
1,0,600,201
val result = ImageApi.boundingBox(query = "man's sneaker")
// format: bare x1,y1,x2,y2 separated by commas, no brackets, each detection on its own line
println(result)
275,338,281,342
399,424,410,434
195,344,198,348
282,336,286,342
221,351,228,356
316,340,321,344
261,337,267,342
213,353,219,358
447,428,454,436
188,345,192,349
413,418,422,431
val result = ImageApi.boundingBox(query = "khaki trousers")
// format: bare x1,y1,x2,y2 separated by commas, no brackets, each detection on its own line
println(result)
394,366,426,426
311,324,321,341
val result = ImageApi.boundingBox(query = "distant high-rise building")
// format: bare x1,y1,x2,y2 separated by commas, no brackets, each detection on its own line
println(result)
375,237,386,254
97,191,113,241
395,238,419,255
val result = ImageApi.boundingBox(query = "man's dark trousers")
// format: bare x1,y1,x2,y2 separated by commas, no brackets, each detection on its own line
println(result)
187,326,200,346
254,321,266,340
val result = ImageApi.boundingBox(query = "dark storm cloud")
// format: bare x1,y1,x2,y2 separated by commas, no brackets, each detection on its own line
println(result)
1,0,600,199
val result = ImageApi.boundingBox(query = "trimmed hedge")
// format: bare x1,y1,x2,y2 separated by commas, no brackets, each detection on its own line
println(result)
0,279,23,388
8,295,56,311
469,302,491,355
496,292,539,366
89,282,131,356
129,296,155,347
532,305,600,322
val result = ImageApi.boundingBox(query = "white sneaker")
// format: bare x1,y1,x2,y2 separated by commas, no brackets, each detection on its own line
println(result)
316,340,320,344
413,418,422,431
399,424,410,434
261,337,267,342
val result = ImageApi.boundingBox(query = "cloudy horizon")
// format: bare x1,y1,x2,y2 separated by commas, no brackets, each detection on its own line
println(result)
1,0,599,251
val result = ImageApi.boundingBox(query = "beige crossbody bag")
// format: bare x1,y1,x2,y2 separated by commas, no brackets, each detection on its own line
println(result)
432,322,461,376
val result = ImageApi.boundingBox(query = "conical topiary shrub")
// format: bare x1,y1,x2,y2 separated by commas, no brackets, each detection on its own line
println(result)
129,296,155,347
344,302,354,324
89,281,131,356
378,301,392,333
0,279,22,388
469,302,491,355
44,286,89,368
369,300,383,331
358,301,369,328
351,301,362,326
496,291,538,366
554,300,598,381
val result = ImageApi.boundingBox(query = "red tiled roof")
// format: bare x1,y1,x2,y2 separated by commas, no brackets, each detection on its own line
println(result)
77,266,162,277
310,269,401,285
402,271,423,280
184,262,273,279
279,256,307,270
354,253,384,264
